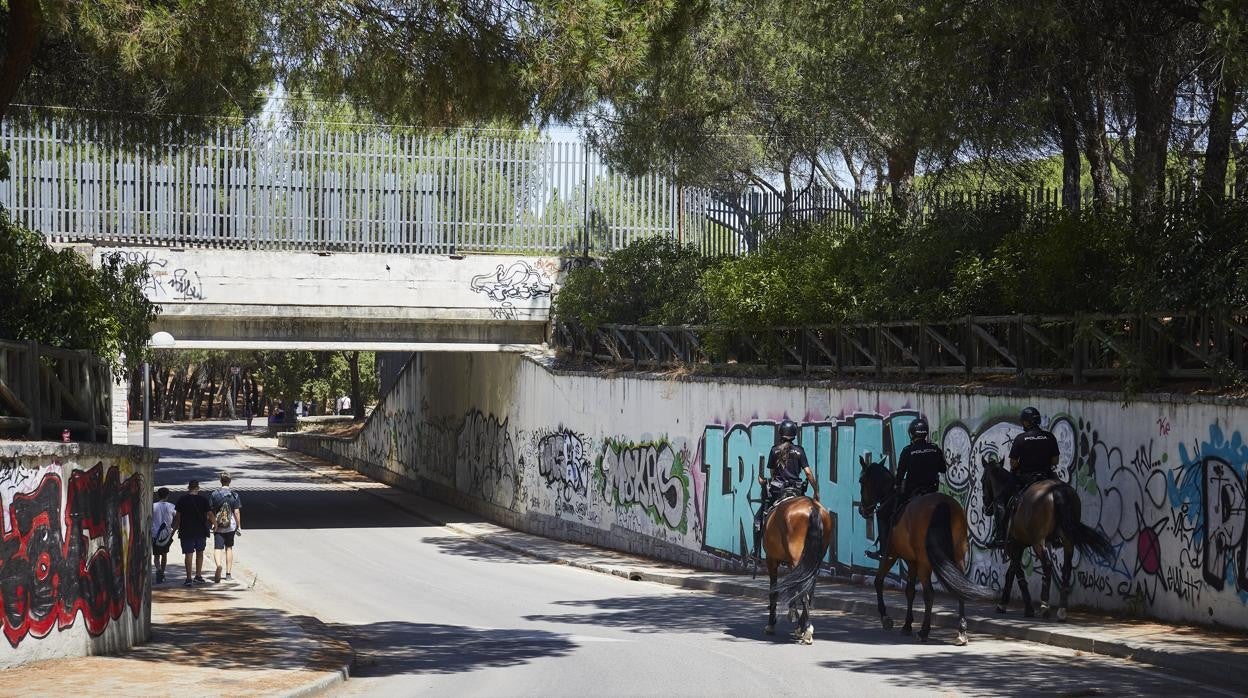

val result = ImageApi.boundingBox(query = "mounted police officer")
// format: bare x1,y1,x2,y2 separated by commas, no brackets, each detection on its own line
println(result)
866,418,947,561
753,419,820,560
988,406,1061,548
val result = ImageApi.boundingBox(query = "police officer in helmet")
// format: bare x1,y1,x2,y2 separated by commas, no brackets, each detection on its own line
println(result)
753,419,821,560
988,406,1061,548
866,417,947,561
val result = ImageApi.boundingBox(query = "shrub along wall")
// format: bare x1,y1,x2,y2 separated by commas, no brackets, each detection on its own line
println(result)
284,351,1248,631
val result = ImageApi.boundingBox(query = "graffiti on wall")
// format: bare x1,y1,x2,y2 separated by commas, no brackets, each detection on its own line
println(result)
1173,424,1248,597
597,439,691,534
457,410,521,510
701,412,917,565
534,428,591,503
0,463,145,648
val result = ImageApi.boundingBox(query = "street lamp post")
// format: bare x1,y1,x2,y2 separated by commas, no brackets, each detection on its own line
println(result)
144,331,176,448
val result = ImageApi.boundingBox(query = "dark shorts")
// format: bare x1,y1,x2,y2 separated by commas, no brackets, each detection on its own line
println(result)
180,536,207,555
153,539,173,555
214,531,237,550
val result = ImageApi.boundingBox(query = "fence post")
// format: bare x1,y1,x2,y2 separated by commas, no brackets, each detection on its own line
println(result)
963,316,974,378
583,141,591,257
25,340,42,439
1072,313,1084,385
917,322,928,377
1015,313,1026,387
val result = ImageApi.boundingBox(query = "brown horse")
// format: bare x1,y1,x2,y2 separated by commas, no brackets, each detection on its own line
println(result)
981,462,1113,620
859,461,980,645
761,495,832,644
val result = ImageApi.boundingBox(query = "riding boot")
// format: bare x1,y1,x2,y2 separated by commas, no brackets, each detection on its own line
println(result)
986,504,1008,549
753,527,763,561
865,530,888,561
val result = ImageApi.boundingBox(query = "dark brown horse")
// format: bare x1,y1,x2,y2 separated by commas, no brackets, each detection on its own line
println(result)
981,462,1113,620
859,461,980,645
762,496,832,644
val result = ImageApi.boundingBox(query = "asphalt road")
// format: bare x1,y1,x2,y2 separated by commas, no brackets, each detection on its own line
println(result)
148,421,1231,697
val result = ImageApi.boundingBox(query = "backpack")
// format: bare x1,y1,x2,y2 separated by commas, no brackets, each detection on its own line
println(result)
154,521,173,547
213,491,234,529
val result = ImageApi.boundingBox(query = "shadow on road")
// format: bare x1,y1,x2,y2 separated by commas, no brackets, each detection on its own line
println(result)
821,649,1178,697
333,621,577,677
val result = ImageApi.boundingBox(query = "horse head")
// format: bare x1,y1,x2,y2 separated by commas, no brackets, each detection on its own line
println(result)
979,457,1016,509
857,453,893,519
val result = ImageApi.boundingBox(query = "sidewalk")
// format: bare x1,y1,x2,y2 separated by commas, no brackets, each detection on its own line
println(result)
243,435,1248,695
2,561,352,696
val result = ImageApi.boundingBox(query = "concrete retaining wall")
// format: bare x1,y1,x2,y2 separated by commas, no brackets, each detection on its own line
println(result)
282,352,1248,630
0,443,156,668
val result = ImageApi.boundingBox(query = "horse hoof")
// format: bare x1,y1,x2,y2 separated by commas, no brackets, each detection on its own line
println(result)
900,625,913,636
918,631,930,643
995,604,1007,614
955,632,969,647
881,616,894,630
801,630,814,645
1056,608,1068,622
764,624,775,635
1040,604,1051,619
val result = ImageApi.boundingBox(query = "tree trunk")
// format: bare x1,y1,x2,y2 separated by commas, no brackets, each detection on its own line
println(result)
1235,136,1248,199
0,0,42,122
1202,77,1238,203
886,142,917,216
1054,98,1082,211
348,351,364,421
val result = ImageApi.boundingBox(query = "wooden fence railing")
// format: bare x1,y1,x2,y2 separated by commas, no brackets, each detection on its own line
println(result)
553,311,1248,385
0,340,112,441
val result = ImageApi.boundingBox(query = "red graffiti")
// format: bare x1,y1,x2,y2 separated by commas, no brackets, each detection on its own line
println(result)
0,463,146,647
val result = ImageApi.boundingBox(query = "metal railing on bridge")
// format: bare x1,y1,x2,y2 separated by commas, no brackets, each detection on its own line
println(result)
0,108,715,255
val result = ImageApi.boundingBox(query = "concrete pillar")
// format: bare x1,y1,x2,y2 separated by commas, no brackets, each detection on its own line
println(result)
110,372,129,445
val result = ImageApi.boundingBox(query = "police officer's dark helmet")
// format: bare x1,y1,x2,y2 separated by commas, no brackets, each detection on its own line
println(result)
778,419,799,441
908,418,930,439
1020,406,1042,428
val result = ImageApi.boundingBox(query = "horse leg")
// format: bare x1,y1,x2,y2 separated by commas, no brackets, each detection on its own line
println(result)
1036,544,1055,619
765,560,778,635
875,554,897,631
901,565,918,635
954,598,969,646
996,549,1015,614
1057,541,1074,622
918,571,936,642
1015,548,1035,618
799,592,814,645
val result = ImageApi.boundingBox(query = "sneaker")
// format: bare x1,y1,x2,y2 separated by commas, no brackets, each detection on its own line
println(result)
224,573,232,581
183,579,193,587
213,566,223,583
155,571,165,584
193,576,207,584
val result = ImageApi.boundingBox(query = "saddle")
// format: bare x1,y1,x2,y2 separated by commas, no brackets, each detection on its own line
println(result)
761,481,808,521
889,483,938,526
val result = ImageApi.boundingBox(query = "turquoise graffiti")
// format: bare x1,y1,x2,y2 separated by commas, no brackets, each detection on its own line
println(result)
1171,424,1248,596
701,412,916,567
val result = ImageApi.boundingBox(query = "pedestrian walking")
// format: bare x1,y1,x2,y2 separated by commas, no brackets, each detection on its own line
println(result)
340,394,352,416
172,479,211,586
210,472,243,583
151,487,175,584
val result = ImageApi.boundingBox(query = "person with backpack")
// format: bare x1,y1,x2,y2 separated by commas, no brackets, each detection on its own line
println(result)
210,472,243,583
151,487,176,584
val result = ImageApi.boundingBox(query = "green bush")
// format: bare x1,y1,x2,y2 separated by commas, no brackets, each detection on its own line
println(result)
553,236,716,330
0,210,157,375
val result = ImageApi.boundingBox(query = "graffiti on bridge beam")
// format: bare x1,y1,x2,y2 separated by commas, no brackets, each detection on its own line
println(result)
0,463,146,648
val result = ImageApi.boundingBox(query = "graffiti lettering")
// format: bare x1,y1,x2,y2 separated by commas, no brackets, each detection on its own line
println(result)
457,410,520,510
535,429,590,502
0,463,145,648
469,261,553,302
598,440,689,533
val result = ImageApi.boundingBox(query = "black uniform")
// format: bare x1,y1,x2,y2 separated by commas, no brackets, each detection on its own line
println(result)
895,441,947,500
1008,428,1060,485
753,443,810,536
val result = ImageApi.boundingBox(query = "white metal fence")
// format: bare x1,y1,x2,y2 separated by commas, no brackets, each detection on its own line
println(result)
0,110,702,255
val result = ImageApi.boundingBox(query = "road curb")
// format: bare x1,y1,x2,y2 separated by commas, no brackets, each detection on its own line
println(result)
240,438,1237,693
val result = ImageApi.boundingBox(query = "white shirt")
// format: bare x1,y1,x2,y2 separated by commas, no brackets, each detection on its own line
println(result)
152,500,175,538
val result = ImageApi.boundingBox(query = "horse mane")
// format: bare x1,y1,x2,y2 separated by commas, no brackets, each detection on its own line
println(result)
861,460,894,493
983,459,1019,497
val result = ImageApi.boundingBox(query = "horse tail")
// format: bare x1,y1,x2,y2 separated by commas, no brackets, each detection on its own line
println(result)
775,502,824,608
925,499,987,600
1053,485,1114,564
